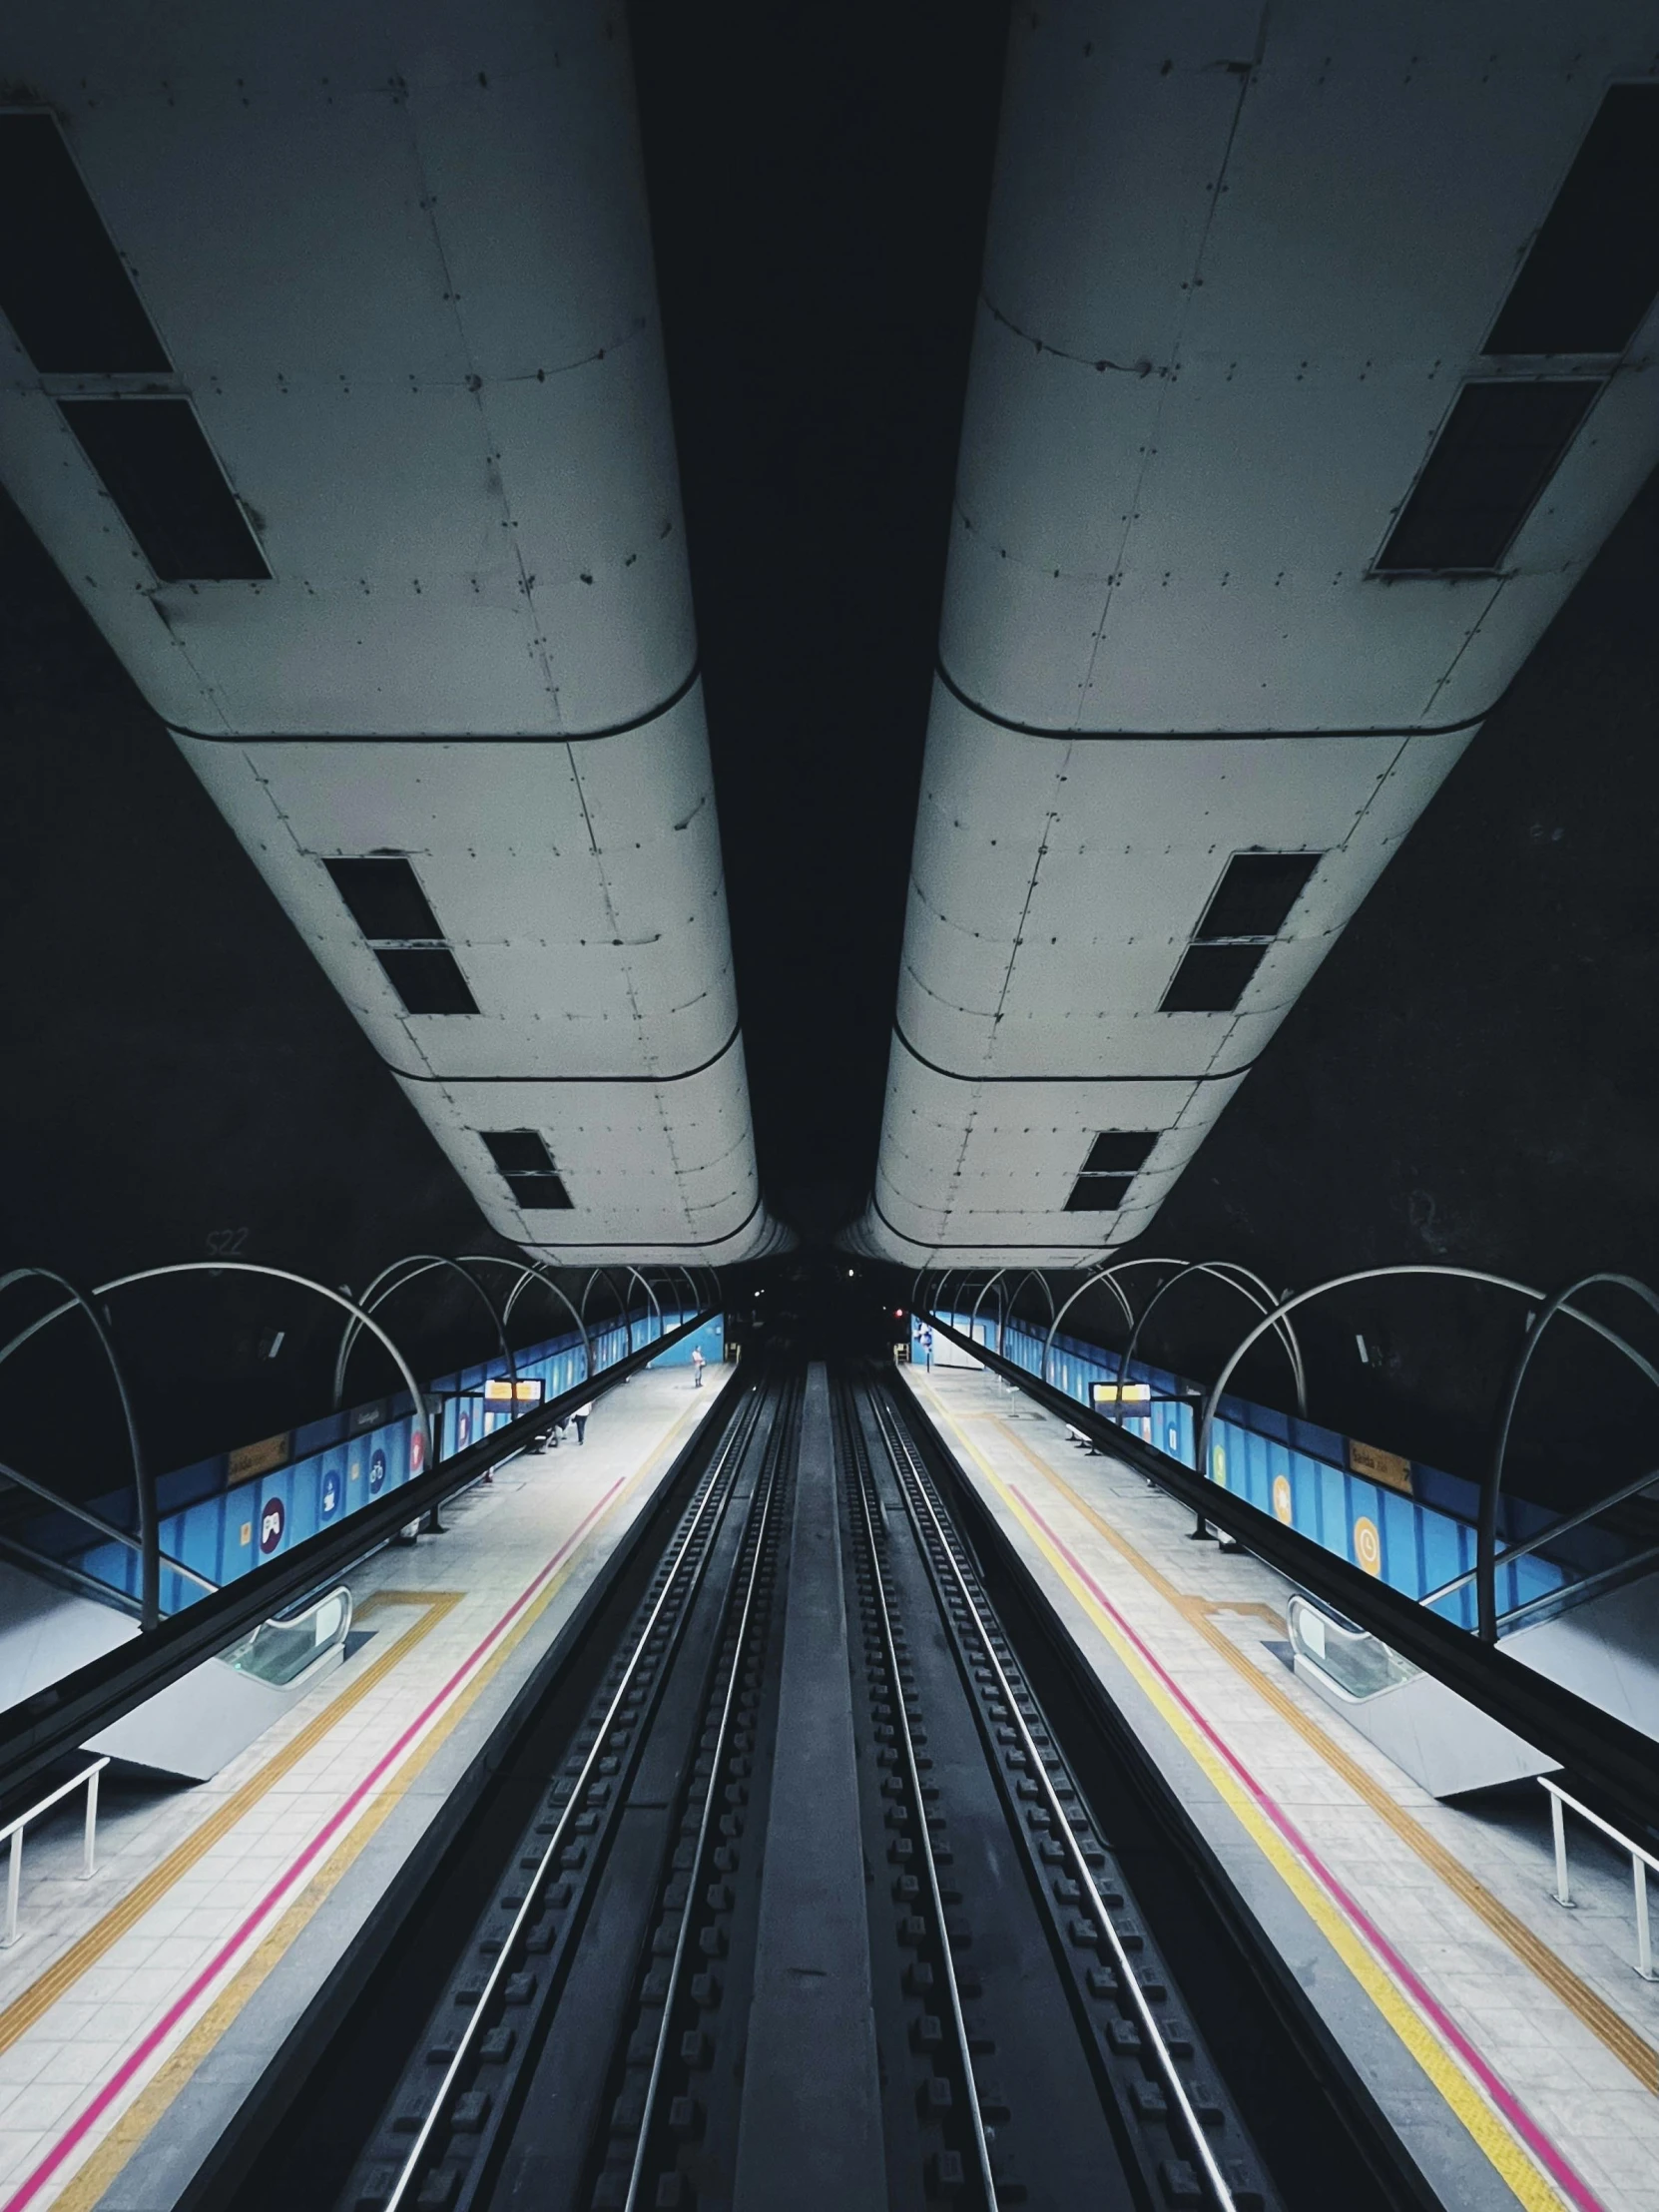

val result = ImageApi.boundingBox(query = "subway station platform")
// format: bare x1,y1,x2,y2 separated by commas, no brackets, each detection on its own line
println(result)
902,1359,1659,2212
0,1365,733,2212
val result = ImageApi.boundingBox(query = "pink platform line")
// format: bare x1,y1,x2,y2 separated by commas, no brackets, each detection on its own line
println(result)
3,1472,631,2212
1010,1483,1609,2212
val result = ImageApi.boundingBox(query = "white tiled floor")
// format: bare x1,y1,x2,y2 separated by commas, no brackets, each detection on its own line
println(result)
904,1361,1659,2212
0,1364,731,2212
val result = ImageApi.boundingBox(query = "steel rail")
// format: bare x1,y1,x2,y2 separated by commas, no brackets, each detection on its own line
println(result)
869,1390,1238,2212
382,1380,764,2212
621,1388,788,2211
850,1384,998,2209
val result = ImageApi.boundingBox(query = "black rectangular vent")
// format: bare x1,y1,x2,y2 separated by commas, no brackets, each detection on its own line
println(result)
325,857,443,944
1197,852,1319,942
330,853,477,1015
480,1131,573,1210
1160,850,1320,1013
481,1130,554,1176
1081,1130,1158,1175
1065,1129,1158,1214
1376,378,1601,575
59,397,270,581
0,114,171,373
1486,87,1659,356
373,948,478,1016
505,1172,574,1211
1160,942,1267,1014
1065,1174,1132,1213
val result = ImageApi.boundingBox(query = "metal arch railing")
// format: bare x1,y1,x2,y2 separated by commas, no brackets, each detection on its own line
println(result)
969,1270,1008,1356
1197,1266,1659,1643
332,1255,515,1413
651,1268,703,1334
1119,1261,1308,1424
0,1268,156,1626
1041,1269,1129,1378
1198,1261,1307,1412
1040,1258,1189,1385
628,1268,663,1347
468,1257,592,1384
1006,1269,1056,1330
3,1264,428,1628
580,1267,632,1348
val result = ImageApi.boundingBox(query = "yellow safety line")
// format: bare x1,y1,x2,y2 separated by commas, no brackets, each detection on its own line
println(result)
43,1399,706,2209
911,1376,1577,2212
983,1411,1659,2094
0,1591,464,2057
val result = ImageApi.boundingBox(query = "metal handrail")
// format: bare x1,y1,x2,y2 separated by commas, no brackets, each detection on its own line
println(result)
0,1270,154,1627
1493,1538,1659,1638
1542,1776,1657,1979
1419,1463,1659,1611
2,1758,109,1946
1196,1266,1659,1643
0,1265,428,1627
1482,1274,1659,1641
0,1457,218,1596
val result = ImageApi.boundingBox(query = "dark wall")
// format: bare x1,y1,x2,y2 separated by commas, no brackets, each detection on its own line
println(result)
0,487,514,1483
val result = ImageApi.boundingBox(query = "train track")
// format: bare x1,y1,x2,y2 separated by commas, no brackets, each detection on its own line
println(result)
221,1360,1423,2212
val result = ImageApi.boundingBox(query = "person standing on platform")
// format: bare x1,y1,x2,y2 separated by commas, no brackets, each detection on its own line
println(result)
692,1346,706,1387
574,1400,592,1443
919,1327,933,1372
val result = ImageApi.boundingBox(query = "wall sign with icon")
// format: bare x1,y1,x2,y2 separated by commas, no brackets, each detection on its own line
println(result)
259,1496,286,1556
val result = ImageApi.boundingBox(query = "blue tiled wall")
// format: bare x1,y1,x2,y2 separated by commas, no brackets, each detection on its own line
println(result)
913,1310,1572,1632
26,1299,700,1615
